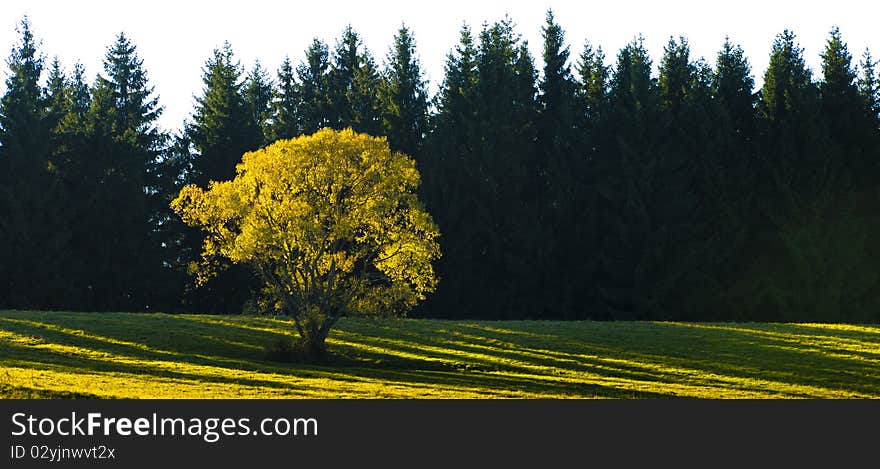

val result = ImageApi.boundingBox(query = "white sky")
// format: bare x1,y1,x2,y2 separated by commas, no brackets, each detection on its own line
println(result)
1,1,878,132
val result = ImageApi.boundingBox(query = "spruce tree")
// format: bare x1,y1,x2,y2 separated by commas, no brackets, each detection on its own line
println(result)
0,18,49,172
538,10,576,170
189,42,260,186
707,38,758,319
458,17,538,318
857,50,880,189
0,17,59,309
44,57,68,135
535,10,584,318
47,62,94,308
296,38,331,134
714,39,756,137
576,42,609,125
184,42,261,313
350,47,384,136
859,50,880,126
757,30,821,214
53,62,91,183
67,63,91,123
270,56,298,140
815,28,879,319
646,37,718,318
104,34,162,141
243,60,273,145
422,24,479,317
150,128,192,311
94,32,166,310
328,26,383,135
328,26,360,129
759,31,817,125
571,41,611,317
819,27,868,180
754,30,843,320
758,30,822,209
593,36,658,318
382,25,428,158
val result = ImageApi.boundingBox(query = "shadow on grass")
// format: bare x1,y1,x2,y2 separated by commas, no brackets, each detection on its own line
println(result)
1,311,879,398
0,383,100,399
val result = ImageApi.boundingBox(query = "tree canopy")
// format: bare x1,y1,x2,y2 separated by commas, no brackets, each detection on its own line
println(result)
171,128,440,353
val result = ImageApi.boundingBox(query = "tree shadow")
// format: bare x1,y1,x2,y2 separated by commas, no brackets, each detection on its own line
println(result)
1,311,878,398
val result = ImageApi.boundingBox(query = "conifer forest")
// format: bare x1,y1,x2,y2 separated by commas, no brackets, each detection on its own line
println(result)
1,13,879,323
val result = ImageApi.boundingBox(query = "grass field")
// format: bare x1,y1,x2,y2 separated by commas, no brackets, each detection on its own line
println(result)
1,311,879,398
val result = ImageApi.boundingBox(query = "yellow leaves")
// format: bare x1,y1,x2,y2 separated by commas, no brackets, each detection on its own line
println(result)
170,185,206,226
170,128,441,318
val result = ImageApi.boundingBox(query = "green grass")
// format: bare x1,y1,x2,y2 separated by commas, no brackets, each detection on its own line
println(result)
1,311,879,398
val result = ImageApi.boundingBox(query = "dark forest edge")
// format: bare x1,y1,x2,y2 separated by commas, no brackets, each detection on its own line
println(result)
0,11,878,322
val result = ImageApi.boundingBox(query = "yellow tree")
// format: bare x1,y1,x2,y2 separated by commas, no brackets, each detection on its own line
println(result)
172,128,440,355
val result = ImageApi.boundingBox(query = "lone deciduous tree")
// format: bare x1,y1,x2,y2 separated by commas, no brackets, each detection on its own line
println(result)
171,128,440,355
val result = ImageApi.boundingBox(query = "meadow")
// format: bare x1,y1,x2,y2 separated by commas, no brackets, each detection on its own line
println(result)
1,311,878,399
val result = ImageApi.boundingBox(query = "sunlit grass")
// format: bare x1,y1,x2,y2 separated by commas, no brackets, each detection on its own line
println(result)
0,311,878,398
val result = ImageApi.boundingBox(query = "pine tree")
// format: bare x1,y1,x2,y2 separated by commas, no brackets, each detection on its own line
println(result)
44,57,71,185
819,27,868,180
759,31,817,125
0,18,49,168
757,30,821,214
538,10,576,164
92,32,166,310
707,38,758,319
150,128,192,311
758,30,822,208
184,42,261,313
270,56,298,141
243,60,273,145
644,36,718,319
714,39,755,137
67,62,91,123
350,47,384,136
576,42,609,125
382,25,428,157
44,57,68,136
296,38,331,134
104,34,162,142
570,41,611,317
430,24,478,151
53,62,91,180
814,28,879,319
535,10,584,317
857,49,880,189
593,36,659,318
0,17,59,309
47,62,95,308
425,24,478,203
859,50,880,126
856,49,880,321
189,42,260,186
658,37,694,112
328,26,383,135
753,30,842,320
455,17,538,318
328,26,360,129
102,33,165,213
76,75,123,309
421,24,479,317
48,32,169,311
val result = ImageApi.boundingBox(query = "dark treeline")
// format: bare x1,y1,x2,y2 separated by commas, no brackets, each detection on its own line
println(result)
1,13,878,321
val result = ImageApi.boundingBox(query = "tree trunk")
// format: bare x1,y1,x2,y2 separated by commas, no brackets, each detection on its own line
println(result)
299,326,329,358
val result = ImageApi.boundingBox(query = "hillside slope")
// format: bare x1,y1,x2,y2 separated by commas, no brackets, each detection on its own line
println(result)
1,311,878,398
